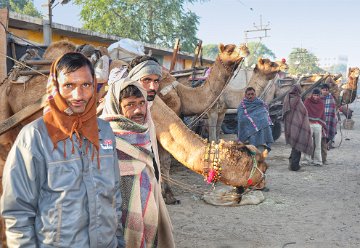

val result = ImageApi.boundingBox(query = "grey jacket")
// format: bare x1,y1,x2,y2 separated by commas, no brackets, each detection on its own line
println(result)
0,118,125,248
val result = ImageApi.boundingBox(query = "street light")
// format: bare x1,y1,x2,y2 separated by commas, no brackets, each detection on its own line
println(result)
43,0,71,46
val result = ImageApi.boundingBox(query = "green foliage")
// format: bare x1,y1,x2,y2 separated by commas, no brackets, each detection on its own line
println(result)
328,63,347,75
0,0,42,18
288,48,324,75
202,44,218,60
245,41,275,67
74,0,205,53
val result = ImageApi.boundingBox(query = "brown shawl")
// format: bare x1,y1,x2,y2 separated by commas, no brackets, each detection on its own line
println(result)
43,54,99,163
283,85,314,155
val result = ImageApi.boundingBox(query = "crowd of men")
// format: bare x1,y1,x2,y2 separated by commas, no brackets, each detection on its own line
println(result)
237,84,338,172
0,51,339,247
0,52,174,247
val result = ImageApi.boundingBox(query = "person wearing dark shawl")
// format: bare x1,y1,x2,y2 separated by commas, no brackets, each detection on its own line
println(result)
321,84,338,163
303,88,327,166
100,78,175,248
237,87,274,154
283,85,314,171
1,53,125,247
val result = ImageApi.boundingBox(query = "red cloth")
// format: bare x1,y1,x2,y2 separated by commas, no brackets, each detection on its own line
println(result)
304,96,327,132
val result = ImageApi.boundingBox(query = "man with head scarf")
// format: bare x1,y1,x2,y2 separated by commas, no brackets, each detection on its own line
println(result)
0,53,125,247
237,86,273,190
303,88,327,166
283,85,314,171
320,83,338,163
100,78,175,248
237,87,274,155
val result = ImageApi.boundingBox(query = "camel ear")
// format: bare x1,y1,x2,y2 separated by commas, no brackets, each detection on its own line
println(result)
262,149,269,158
258,58,264,64
218,43,225,53
348,67,352,77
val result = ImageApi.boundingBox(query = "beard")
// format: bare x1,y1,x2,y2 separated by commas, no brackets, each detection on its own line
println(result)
146,90,157,101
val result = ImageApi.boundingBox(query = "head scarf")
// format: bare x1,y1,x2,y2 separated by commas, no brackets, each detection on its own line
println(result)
101,77,148,117
128,60,162,81
43,54,100,164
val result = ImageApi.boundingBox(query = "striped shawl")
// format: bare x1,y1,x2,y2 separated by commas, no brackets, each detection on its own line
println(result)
322,94,338,141
102,115,174,248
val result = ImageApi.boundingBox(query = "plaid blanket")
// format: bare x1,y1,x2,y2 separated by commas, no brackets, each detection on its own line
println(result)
102,115,174,248
322,94,338,141
283,85,314,155
237,98,274,148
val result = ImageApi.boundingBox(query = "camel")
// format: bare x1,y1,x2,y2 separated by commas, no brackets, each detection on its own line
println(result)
339,67,359,104
206,58,289,141
152,95,267,187
158,44,250,116
157,44,250,203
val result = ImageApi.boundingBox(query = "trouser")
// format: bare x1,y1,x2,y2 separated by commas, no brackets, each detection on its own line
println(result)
289,148,301,171
321,137,328,163
303,123,323,165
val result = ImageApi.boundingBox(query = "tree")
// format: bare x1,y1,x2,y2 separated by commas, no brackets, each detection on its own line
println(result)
245,41,275,67
202,44,218,60
288,48,324,75
0,0,42,18
74,0,205,53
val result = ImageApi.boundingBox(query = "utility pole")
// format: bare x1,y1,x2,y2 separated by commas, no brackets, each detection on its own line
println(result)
244,15,270,42
43,0,71,46
43,0,55,46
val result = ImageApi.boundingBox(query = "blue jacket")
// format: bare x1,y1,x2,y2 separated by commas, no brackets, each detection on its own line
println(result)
1,118,125,247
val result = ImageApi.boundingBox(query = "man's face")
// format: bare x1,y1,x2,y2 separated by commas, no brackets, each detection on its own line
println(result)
139,74,160,101
120,96,147,124
312,93,320,100
245,90,256,101
321,88,329,96
58,66,94,114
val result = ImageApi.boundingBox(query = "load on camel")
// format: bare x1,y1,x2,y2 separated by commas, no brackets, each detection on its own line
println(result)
0,41,268,246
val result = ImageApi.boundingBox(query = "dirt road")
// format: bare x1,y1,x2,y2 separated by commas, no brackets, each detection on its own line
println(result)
167,101,360,248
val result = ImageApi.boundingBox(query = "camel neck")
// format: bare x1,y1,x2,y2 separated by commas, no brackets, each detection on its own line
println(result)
151,96,207,174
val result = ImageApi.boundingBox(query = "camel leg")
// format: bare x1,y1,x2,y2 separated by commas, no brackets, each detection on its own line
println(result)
216,108,227,141
207,107,219,141
158,144,180,205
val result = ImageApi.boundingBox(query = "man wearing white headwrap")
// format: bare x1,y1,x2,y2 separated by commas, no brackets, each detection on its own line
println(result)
128,56,162,101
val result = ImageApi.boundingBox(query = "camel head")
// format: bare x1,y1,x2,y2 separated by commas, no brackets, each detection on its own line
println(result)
208,140,268,188
42,40,77,60
217,43,248,71
238,43,251,59
254,58,289,80
348,67,360,80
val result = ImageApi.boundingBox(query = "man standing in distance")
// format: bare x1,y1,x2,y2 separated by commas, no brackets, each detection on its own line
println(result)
320,83,337,163
1,53,125,247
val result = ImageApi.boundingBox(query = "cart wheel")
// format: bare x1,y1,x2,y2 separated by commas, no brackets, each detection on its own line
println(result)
221,115,238,134
272,121,282,141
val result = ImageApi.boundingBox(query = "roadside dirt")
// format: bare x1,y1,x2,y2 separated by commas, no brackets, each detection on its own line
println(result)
167,101,360,248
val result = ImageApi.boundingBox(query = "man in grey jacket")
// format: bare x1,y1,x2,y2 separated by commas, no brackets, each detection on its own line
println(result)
0,53,125,247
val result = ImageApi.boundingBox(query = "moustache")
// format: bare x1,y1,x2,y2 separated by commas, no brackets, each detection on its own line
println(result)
146,90,157,101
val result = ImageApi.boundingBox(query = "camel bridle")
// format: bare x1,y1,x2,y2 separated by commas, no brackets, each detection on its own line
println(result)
202,141,266,188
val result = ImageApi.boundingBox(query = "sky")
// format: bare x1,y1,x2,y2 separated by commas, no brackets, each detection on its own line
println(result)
33,0,360,66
